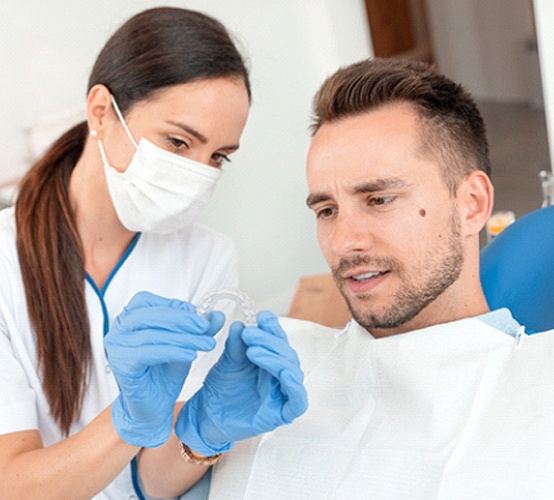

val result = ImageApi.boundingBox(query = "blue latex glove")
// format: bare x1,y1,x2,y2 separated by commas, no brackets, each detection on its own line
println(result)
104,291,225,447
174,310,308,456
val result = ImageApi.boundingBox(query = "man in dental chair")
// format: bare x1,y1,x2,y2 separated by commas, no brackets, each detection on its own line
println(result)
205,58,554,498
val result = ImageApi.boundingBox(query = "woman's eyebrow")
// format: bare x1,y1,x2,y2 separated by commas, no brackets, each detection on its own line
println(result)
166,120,208,144
166,120,240,151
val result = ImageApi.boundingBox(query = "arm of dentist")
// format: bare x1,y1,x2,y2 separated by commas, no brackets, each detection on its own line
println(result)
0,292,219,498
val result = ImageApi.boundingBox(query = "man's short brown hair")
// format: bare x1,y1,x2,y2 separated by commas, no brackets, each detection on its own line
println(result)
311,58,491,192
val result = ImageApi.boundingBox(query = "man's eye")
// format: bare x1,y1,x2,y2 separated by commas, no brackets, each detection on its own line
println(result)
369,196,395,207
316,207,337,219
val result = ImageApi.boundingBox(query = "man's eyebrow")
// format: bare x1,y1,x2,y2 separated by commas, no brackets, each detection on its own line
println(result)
306,193,331,209
306,177,409,208
352,177,410,194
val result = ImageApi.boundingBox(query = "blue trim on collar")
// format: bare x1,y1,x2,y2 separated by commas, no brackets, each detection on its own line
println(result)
84,234,143,497
85,275,110,336
475,308,522,337
85,233,141,336
103,233,141,294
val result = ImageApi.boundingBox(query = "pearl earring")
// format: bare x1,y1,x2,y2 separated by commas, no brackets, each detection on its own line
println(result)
90,129,97,137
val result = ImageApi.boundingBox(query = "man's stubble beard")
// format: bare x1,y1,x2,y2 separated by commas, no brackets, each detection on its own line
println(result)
333,210,464,331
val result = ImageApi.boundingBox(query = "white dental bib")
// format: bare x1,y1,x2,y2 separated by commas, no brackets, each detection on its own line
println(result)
209,316,554,499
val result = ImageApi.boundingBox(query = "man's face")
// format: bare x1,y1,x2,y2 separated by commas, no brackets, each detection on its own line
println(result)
306,104,466,337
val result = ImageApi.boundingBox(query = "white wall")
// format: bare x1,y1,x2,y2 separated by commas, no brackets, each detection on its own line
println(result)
425,0,535,102
0,0,372,312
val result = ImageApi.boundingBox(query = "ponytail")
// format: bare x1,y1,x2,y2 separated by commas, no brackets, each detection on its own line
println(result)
15,122,91,436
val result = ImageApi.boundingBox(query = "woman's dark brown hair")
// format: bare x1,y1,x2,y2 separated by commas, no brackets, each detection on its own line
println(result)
15,7,250,435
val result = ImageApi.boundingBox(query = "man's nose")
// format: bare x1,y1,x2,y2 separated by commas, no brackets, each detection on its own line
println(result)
329,210,372,256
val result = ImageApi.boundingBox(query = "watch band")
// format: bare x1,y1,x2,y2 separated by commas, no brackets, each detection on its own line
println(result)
178,442,223,466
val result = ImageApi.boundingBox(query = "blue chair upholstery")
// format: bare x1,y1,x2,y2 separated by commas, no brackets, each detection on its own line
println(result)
480,205,554,333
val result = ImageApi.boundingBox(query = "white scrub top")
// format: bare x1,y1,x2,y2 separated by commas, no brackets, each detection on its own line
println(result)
209,314,554,499
0,206,238,499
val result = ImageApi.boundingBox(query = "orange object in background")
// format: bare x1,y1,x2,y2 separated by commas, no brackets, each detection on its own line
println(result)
486,210,516,242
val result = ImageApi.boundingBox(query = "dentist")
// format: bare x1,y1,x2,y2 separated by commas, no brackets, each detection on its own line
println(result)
0,7,252,499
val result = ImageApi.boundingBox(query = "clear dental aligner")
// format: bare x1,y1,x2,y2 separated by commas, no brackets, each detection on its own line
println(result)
196,287,257,326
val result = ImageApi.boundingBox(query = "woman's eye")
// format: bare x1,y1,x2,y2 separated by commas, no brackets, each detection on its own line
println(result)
167,137,189,152
369,196,395,207
212,153,231,168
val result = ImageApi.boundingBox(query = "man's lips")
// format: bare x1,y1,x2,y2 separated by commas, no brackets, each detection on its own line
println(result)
342,268,389,281
343,270,391,294
350,270,387,282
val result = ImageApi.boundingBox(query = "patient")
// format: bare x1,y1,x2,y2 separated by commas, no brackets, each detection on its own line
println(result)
202,58,554,498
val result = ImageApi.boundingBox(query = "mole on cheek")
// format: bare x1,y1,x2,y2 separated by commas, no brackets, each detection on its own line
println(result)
419,208,426,217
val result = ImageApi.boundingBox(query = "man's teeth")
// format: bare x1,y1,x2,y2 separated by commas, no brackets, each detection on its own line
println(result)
352,271,383,282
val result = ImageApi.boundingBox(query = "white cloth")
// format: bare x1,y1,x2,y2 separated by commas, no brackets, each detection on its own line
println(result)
209,315,554,499
0,206,237,500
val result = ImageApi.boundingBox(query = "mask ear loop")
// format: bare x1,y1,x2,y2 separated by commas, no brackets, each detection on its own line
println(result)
110,94,139,149
97,140,110,167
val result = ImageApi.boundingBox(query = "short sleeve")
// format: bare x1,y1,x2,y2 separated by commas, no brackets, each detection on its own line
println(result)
0,287,39,434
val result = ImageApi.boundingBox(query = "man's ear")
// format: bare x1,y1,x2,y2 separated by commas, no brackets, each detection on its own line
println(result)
457,170,494,237
86,84,112,138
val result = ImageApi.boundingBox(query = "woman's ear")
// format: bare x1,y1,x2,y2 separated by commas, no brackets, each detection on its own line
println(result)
457,170,494,237
86,84,112,138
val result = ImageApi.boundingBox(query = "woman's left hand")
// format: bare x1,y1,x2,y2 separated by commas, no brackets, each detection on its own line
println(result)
174,311,308,456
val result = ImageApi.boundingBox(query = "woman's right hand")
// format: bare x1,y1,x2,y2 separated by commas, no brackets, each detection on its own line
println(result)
104,291,223,448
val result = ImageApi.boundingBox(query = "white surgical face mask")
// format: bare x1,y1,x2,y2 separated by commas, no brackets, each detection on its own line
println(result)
96,95,222,233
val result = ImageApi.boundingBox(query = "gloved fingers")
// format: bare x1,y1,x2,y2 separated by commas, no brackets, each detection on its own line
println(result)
108,341,212,374
242,327,301,367
255,310,288,341
124,291,195,313
220,321,248,364
244,346,308,424
114,306,211,334
106,330,216,373
204,310,226,338
280,372,309,423
244,345,304,384
106,328,216,352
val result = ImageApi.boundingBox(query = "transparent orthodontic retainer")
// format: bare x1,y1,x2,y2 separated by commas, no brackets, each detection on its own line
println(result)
196,287,257,326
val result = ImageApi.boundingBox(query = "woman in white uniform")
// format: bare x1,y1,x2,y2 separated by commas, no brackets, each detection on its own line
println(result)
0,7,251,498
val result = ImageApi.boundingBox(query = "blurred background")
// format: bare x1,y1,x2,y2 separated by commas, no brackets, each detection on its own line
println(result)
0,0,552,313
